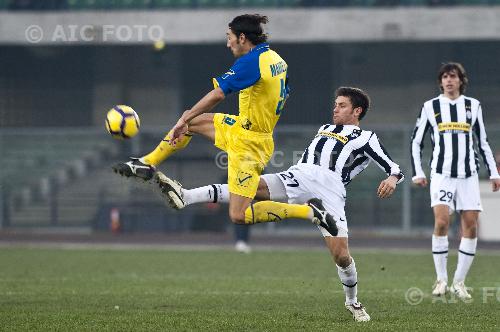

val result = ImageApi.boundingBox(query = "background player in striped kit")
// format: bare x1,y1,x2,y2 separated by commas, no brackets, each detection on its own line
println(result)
411,62,500,299
156,87,405,322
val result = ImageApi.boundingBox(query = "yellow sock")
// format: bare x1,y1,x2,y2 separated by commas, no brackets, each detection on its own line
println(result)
244,201,312,224
142,131,192,166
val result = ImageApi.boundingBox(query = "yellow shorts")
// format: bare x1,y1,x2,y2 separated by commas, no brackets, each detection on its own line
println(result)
213,113,274,199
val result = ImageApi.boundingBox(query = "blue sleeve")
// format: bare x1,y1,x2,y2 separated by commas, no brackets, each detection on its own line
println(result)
213,56,261,95
285,73,291,99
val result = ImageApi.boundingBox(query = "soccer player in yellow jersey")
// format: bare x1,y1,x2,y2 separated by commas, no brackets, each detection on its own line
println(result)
113,14,337,233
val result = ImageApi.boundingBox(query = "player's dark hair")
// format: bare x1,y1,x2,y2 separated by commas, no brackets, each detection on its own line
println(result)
229,14,268,45
335,87,370,121
438,62,468,94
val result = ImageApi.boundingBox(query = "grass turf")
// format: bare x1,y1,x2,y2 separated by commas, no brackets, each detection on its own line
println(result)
0,247,499,331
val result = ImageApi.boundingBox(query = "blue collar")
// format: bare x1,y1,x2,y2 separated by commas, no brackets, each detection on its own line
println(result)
250,43,269,53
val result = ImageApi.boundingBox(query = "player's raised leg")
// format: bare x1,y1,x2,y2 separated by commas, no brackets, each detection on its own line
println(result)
224,162,335,234
155,172,337,235
112,113,215,181
154,172,275,210
155,172,312,224
324,236,370,322
241,198,337,236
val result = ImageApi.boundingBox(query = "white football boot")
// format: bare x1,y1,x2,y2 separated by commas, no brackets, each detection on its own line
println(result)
235,241,252,254
345,302,370,322
432,279,448,296
154,171,186,210
450,281,472,300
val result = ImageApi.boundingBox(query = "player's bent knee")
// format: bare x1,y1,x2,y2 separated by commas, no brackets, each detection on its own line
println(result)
255,179,270,201
229,210,246,225
187,113,216,140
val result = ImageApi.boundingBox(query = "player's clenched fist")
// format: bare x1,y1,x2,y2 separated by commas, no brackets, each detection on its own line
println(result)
412,177,428,187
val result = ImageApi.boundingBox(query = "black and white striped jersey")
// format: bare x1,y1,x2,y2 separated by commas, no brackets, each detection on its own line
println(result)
298,124,404,186
410,94,500,180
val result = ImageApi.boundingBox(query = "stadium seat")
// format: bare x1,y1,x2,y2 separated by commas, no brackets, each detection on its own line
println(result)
237,0,279,7
86,0,150,9
66,0,98,9
115,0,152,9
456,0,492,4
351,0,378,6
279,0,301,6
0,0,9,9
197,0,235,7
153,0,194,8
399,0,428,6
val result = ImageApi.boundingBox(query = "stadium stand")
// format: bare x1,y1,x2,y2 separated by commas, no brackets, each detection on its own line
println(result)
2,0,500,9
0,131,116,226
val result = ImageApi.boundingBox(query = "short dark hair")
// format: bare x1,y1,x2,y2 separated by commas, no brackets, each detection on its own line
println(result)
335,87,370,121
228,14,268,45
438,62,468,94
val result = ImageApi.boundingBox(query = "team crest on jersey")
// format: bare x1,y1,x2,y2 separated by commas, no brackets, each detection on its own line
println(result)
241,119,252,130
348,129,362,139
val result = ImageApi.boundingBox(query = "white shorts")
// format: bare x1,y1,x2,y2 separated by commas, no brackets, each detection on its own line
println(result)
261,163,348,237
430,173,483,212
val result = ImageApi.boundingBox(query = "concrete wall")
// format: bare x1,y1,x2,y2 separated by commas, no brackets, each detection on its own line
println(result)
1,41,500,128
1,7,500,44
2,8,500,127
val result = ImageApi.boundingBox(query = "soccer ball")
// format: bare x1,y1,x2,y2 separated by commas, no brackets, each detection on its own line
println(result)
105,105,140,139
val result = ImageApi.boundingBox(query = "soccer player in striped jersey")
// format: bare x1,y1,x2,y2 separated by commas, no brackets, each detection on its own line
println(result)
411,62,500,300
156,87,404,322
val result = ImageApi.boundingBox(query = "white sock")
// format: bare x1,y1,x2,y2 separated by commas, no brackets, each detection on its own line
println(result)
183,184,229,206
453,237,477,284
432,235,449,282
337,258,358,305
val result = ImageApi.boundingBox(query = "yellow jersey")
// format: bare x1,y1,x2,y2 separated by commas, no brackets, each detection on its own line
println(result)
213,43,289,133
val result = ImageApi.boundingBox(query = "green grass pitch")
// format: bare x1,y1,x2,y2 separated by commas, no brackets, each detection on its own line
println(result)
0,247,499,331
